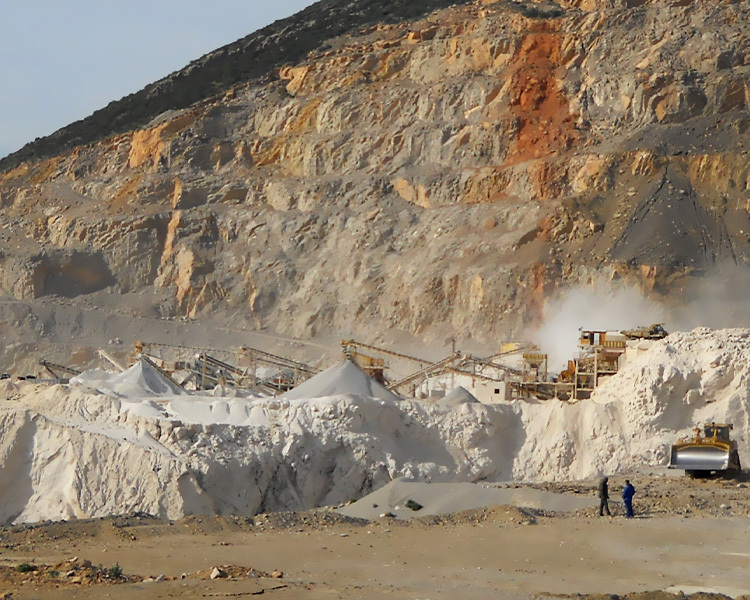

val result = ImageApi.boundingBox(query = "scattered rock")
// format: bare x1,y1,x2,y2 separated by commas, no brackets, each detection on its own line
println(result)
210,567,228,580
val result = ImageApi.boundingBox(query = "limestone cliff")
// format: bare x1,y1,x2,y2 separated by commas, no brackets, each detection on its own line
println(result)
1,0,750,368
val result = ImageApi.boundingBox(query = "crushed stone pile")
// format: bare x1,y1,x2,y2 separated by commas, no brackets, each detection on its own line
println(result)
279,360,401,402
337,478,596,521
436,386,480,407
71,359,186,398
1,328,750,525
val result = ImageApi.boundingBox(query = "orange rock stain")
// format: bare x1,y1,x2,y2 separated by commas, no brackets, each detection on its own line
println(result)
506,32,578,165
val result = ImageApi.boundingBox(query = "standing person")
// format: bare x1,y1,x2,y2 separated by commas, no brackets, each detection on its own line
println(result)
622,479,635,518
598,476,611,516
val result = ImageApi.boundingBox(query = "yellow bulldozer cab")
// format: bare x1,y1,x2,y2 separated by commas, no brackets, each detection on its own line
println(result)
703,423,732,441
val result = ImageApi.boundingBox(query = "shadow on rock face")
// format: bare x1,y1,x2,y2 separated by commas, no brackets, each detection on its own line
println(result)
33,251,115,298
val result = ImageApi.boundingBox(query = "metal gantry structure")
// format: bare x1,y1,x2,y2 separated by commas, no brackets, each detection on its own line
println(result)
135,341,320,394
35,325,661,401
555,330,626,400
38,359,82,383
341,338,543,399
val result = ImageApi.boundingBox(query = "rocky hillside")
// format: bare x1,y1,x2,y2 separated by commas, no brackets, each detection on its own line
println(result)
1,0,749,370
0,0,475,171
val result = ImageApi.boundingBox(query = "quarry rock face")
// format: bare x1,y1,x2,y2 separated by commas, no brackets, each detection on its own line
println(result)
1,0,750,363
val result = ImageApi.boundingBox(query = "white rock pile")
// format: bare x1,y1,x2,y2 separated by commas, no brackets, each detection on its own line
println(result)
0,327,749,525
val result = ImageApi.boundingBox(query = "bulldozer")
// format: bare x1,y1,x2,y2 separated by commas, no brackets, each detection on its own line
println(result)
668,422,742,477
621,324,668,340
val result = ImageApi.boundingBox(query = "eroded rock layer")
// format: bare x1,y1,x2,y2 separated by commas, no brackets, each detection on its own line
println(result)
1,0,750,360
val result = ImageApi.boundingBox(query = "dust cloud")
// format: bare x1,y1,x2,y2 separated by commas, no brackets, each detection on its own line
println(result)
534,265,750,374
671,264,750,332
532,282,665,373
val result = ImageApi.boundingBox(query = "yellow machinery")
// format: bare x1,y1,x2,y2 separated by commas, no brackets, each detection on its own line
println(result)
341,340,387,384
522,351,547,382
669,422,741,477
622,324,668,340
554,331,626,399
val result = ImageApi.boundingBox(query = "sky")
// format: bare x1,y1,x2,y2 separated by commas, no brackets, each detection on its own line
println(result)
0,1,317,159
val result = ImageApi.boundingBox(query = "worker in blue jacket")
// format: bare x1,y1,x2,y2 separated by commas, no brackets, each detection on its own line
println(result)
622,480,635,518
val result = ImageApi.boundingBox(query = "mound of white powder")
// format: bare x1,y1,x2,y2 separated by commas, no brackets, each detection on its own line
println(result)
0,328,748,525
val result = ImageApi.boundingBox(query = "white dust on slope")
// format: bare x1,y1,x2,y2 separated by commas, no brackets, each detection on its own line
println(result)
514,328,750,480
338,478,597,520
1,329,750,524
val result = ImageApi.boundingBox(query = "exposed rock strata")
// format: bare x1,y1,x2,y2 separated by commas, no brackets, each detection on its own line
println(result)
1,0,750,364
0,0,478,171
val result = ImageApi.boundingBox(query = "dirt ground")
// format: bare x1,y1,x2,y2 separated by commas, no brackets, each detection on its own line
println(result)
1,471,750,600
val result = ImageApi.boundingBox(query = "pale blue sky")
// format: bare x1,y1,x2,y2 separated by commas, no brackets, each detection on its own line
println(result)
0,1,316,159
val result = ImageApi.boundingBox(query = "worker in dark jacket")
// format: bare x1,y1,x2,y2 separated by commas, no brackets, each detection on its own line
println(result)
598,476,611,516
622,480,635,518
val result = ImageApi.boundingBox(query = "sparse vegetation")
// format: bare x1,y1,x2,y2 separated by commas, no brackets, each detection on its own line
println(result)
510,0,564,19
107,562,123,579
16,562,36,573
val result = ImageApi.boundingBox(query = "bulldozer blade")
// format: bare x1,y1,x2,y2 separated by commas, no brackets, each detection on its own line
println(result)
669,445,737,472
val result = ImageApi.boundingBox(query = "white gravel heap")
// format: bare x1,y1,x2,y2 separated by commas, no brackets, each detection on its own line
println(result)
0,328,749,525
